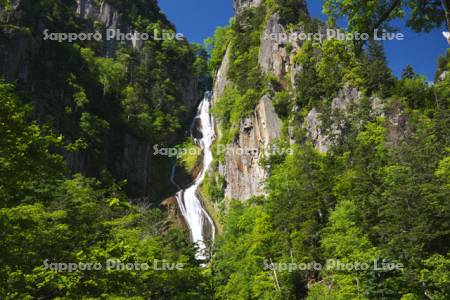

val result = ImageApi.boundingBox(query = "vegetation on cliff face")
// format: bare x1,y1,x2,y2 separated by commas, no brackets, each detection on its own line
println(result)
0,82,211,298
208,1,450,299
1,0,209,199
0,0,212,298
1,0,449,299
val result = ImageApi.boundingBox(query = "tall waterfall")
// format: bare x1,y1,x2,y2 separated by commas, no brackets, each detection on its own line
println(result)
172,92,216,260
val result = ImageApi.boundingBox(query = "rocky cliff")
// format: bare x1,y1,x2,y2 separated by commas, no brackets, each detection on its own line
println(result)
233,0,263,13
211,3,305,201
0,0,202,200
210,0,402,202
212,6,288,201
221,95,281,200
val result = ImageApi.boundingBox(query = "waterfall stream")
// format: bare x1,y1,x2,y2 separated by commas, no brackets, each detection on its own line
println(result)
171,92,216,260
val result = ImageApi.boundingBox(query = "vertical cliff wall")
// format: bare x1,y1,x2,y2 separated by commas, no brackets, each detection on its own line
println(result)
210,0,394,202
0,0,203,200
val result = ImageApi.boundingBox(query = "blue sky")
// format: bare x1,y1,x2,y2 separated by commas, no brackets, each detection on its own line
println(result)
158,0,448,81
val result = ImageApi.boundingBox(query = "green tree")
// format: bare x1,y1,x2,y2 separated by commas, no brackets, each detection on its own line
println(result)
363,40,395,97
401,65,417,79
323,0,450,49
311,200,381,300
0,83,65,207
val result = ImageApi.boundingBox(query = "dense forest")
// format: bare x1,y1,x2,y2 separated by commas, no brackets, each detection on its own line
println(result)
1,0,449,299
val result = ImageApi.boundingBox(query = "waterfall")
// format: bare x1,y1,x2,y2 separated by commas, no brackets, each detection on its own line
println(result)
171,92,216,260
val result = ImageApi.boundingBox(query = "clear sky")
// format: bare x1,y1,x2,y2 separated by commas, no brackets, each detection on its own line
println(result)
158,0,448,81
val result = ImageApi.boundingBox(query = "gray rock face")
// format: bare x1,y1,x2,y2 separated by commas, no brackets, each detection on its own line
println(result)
0,34,33,82
77,0,143,54
371,97,385,117
98,1,131,55
99,1,119,28
305,108,329,153
0,0,124,83
76,0,95,19
304,86,362,153
181,77,200,115
115,133,154,197
305,86,389,153
386,103,411,147
0,1,41,82
1,1,200,200
331,85,361,112
439,70,449,81
233,0,263,14
212,45,231,103
259,14,291,79
222,95,281,200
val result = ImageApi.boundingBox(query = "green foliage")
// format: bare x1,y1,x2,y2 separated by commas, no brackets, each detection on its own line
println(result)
362,40,395,97
293,39,364,111
191,43,210,79
177,138,202,174
96,56,126,95
212,200,279,299
435,68,450,108
293,41,326,109
2,0,450,298
273,0,309,25
394,75,433,109
407,0,448,32
435,153,450,186
1,0,207,200
401,65,417,79
316,200,382,300
316,39,361,94
419,253,450,299
0,89,211,298
0,0,214,297
213,69,450,299
272,90,291,118
208,5,267,146
205,25,233,77
200,170,225,205
0,175,211,299
212,85,246,147
0,82,65,207
228,5,265,94
67,73,89,108
435,48,450,81
120,85,153,137
323,0,449,49
323,0,402,49
80,112,110,145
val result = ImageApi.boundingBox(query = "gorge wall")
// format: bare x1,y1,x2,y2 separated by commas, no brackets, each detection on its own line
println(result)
212,1,304,201
0,0,203,200
210,0,400,202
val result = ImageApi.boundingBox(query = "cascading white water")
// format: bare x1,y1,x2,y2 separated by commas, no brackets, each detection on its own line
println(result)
172,92,216,260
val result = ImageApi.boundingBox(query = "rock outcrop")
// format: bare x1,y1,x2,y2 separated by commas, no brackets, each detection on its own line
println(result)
211,11,301,201
162,196,189,229
233,0,263,13
259,13,301,80
221,95,281,200
259,14,287,78
213,45,231,103
305,86,363,153
331,85,362,112
305,108,330,153
76,0,95,19
0,0,201,200
439,70,449,81
304,85,391,153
